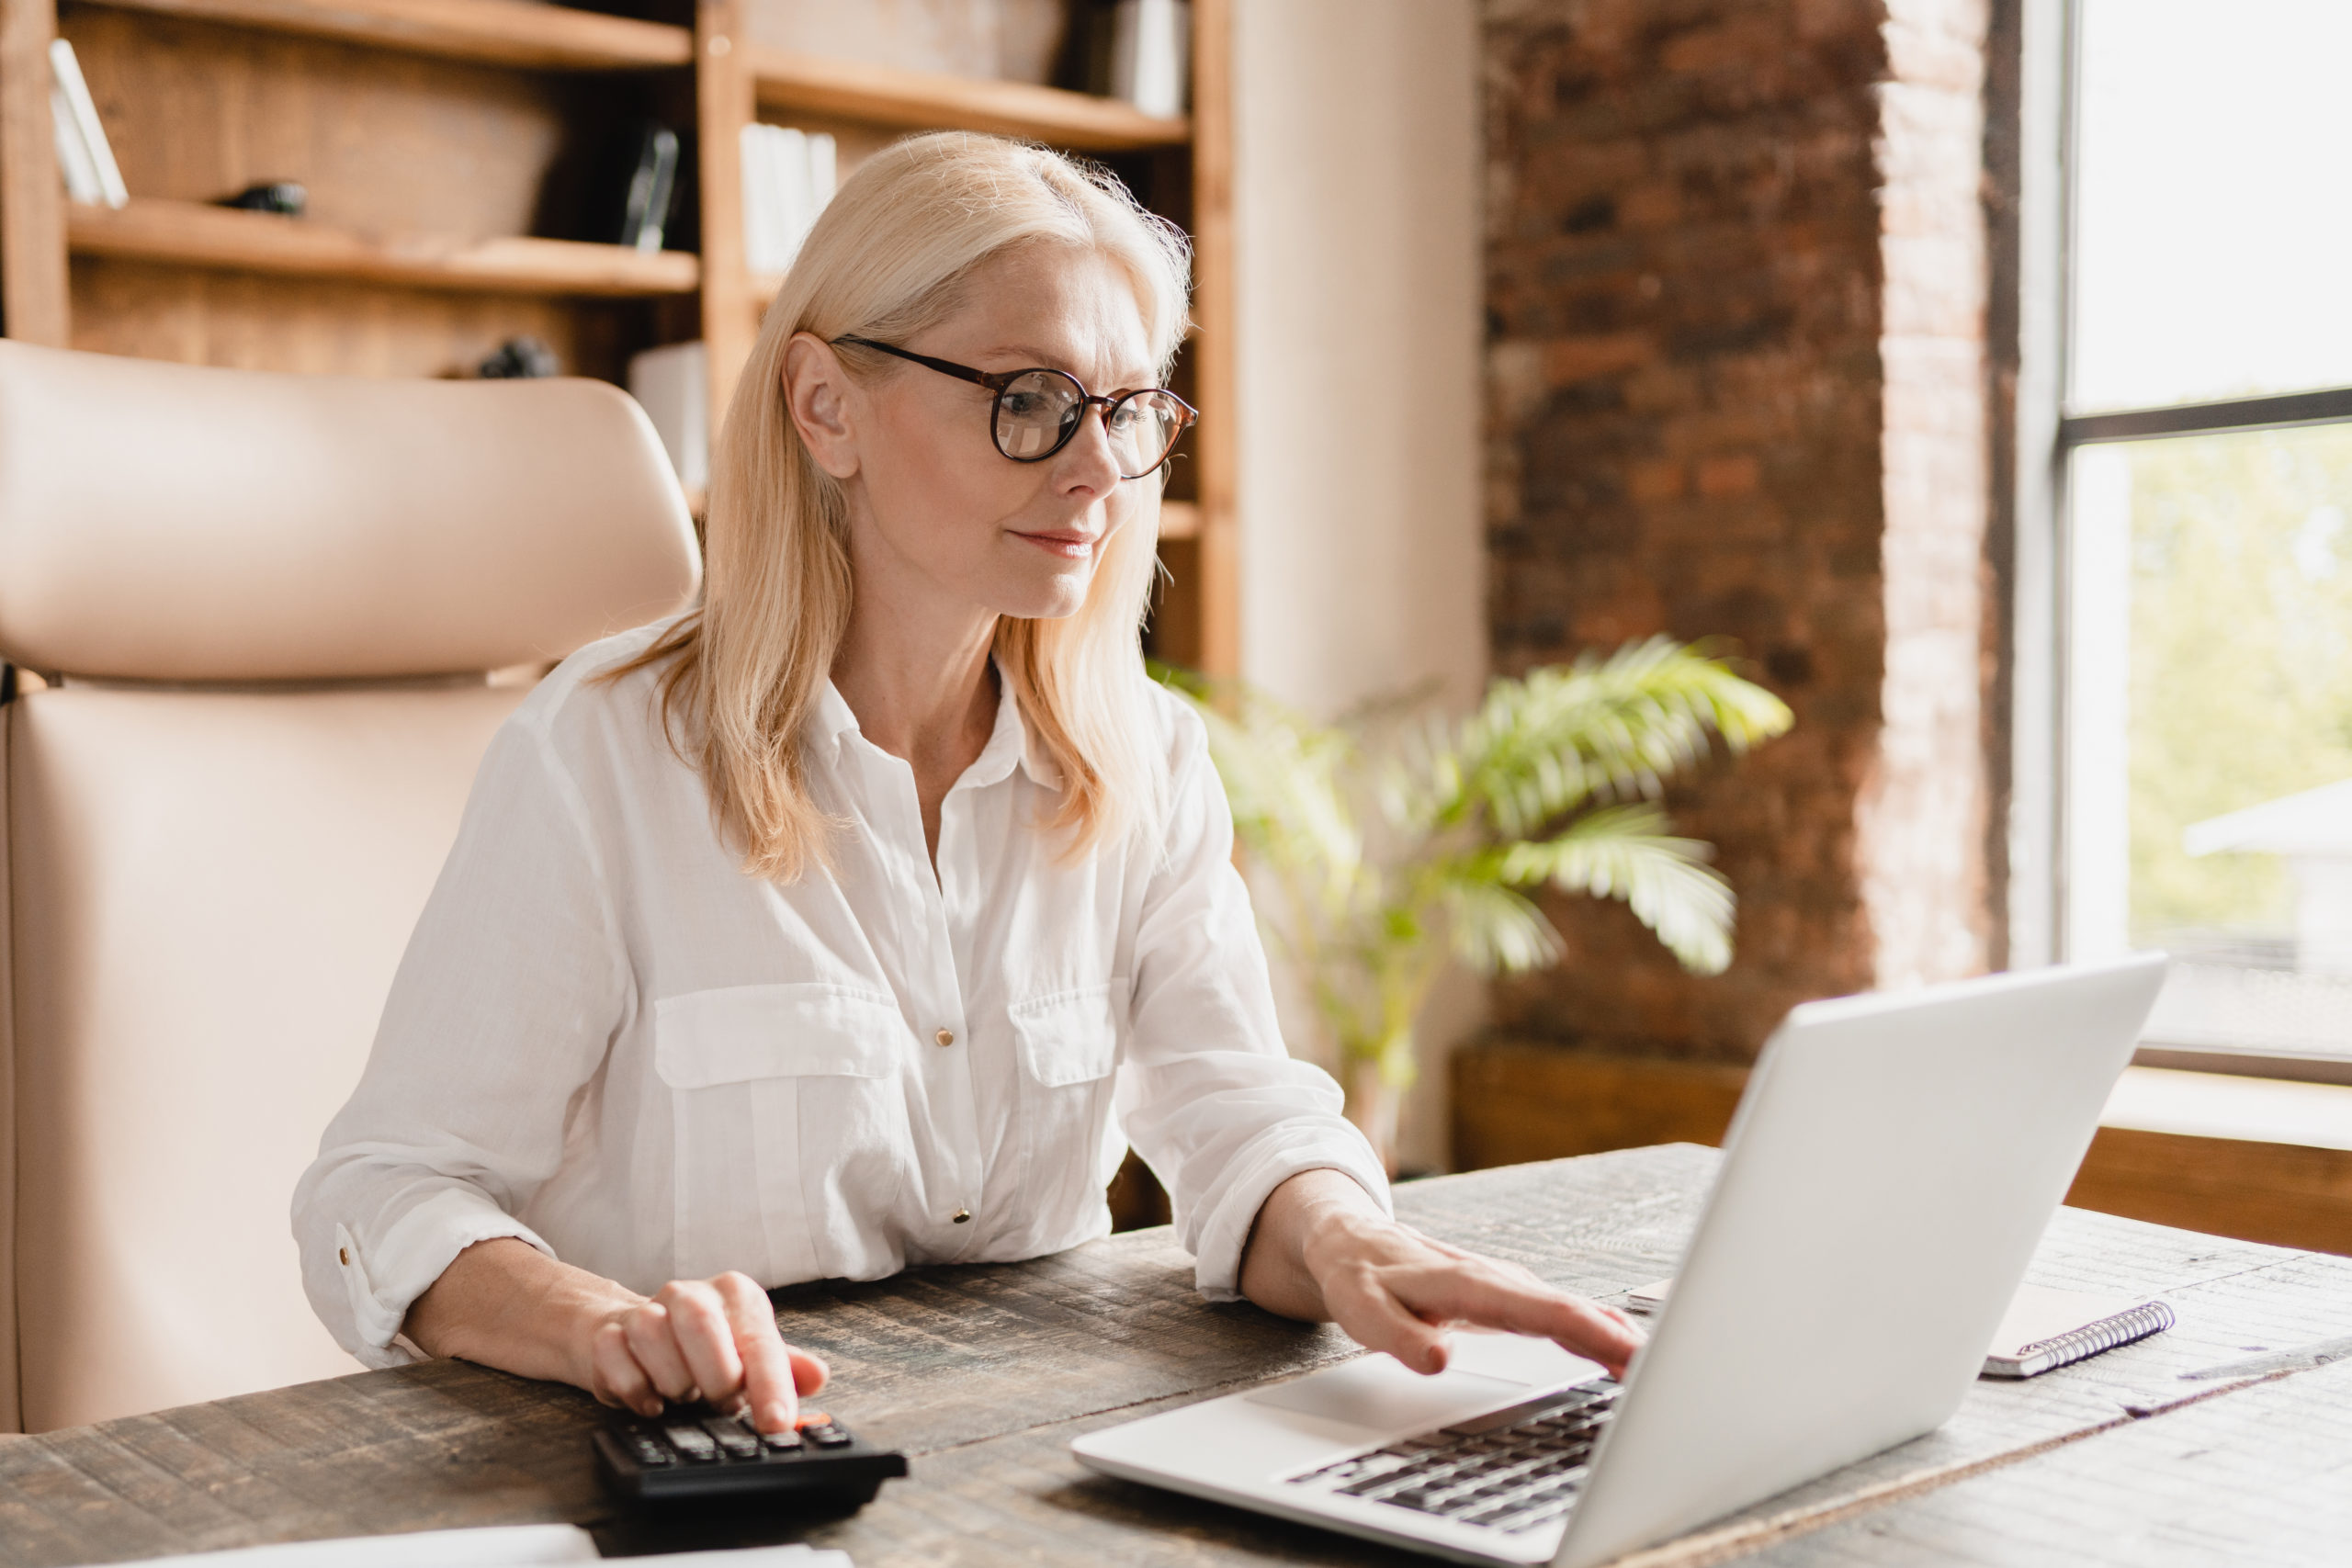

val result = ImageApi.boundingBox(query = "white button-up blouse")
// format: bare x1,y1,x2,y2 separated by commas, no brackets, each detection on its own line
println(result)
294,621,1388,1367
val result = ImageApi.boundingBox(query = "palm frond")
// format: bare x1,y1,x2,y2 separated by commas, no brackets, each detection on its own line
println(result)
1154,642,1783,1089
1487,803,1736,975
1429,639,1793,839
1438,878,1564,976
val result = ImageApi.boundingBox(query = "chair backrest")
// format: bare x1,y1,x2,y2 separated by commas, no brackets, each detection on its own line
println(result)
0,341,701,1432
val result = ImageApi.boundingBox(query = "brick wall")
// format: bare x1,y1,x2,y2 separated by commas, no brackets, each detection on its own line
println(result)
1482,0,1996,1062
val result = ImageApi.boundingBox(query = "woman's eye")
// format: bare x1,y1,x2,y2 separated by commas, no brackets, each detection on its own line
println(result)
1002,392,1049,418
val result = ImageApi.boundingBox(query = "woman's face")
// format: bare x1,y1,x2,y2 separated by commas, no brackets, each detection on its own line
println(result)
786,243,1158,626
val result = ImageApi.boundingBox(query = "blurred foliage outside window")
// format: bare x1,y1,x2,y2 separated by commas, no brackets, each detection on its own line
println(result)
2117,429,2352,944
2066,0,2352,1061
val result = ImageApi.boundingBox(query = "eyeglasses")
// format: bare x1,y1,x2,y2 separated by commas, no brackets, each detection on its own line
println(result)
831,336,1196,480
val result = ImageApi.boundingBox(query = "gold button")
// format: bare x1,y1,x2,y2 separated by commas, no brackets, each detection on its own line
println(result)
952,1208,971,1224
337,1247,349,1266
934,1028,955,1047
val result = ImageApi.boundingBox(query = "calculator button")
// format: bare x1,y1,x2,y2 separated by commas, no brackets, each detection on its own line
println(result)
663,1424,721,1461
805,1424,854,1449
625,1433,674,1466
759,1426,804,1451
704,1418,762,1459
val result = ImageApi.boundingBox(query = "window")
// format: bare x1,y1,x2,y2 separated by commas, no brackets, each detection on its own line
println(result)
2055,0,2352,1073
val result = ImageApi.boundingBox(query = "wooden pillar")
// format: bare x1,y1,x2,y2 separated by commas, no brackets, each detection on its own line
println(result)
695,0,753,443
1188,0,1238,677
0,0,68,345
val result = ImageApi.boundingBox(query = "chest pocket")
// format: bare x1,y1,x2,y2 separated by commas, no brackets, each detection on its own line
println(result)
1008,980,1127,1230
1010,980,1122,1087
654,983,905,1284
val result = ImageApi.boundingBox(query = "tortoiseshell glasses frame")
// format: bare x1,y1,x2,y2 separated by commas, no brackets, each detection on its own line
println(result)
831,335,1197,480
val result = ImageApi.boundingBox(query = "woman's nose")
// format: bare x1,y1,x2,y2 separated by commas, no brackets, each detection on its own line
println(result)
1059,403,1125,488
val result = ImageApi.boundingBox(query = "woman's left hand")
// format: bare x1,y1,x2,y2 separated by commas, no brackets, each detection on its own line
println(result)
1240,1168,1645,1381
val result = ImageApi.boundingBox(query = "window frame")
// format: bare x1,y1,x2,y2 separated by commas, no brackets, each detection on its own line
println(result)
2015,0,2352,1087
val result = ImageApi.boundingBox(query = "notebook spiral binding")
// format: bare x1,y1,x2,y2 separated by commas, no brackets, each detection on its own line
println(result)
2008,1300,2177,1375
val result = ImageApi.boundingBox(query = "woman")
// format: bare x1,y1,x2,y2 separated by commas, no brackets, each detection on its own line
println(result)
295,133,1639,1436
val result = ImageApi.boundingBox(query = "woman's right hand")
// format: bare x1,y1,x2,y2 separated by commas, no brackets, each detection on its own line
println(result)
585,1272,830,1434
405,1241,830,1436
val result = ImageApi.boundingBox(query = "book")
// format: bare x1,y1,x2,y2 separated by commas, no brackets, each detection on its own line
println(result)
49,39,127,209
740,123,837,277
1108,0,1189,118
1622,1277,2176,1379
740,122,780,275
771,125,812,271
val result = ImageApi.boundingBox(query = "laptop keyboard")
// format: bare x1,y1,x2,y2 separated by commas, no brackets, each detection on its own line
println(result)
1284,1377,1621,1535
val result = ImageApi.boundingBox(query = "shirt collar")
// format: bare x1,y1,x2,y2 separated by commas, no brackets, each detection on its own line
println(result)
810,677,863,760
812,663,1062,790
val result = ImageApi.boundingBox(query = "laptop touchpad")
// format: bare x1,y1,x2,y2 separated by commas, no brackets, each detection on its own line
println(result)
1246,1355,1529,1434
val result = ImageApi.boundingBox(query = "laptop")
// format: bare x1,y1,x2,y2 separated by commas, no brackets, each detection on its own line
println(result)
1072,955,2168,1568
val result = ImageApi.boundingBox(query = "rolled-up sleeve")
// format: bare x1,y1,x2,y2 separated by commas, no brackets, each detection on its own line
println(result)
292,713,628,1366
1115,707,1391,1301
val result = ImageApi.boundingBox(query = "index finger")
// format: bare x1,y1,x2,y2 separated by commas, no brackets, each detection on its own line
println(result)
714,1272,800,1433
1390,1263,1645,1378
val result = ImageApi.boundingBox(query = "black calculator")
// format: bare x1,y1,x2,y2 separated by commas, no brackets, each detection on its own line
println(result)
594,1406,908,1507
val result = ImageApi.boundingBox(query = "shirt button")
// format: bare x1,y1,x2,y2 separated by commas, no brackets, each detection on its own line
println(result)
952,1208,971,1224
934,1028,955,1047
338,1247,350,1267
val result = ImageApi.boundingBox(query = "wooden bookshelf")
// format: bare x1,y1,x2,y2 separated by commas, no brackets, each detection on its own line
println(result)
70,197,700,296
748,46,1188,149
0,0,1238,675
71,0,693,70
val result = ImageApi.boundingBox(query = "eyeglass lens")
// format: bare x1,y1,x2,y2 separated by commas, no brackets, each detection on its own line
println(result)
993,370,1188,478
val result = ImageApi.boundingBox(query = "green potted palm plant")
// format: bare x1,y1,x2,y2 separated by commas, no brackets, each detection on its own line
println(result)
1159,638,1792,1172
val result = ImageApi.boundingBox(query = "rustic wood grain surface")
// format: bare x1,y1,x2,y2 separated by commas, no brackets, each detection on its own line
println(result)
3,1145,2346,1567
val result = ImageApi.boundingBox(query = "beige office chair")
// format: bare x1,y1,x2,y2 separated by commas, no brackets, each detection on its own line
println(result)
0,340,700,1432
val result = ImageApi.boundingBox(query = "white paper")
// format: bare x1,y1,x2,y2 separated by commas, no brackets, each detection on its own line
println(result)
79,1524,600,1568
69,1526,854,1568
623,1550,852,1568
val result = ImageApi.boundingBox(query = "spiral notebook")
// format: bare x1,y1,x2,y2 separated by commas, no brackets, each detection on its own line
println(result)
1980,1284,2177,1377
1623,1278,2174,1379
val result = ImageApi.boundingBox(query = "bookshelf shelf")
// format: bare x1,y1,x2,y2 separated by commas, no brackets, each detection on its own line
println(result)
72,0,694,71
747,47,1188,151
68,197,701,297
2,0,1235,677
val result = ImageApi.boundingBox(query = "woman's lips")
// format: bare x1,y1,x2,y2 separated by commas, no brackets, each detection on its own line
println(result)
1012,530,1098,559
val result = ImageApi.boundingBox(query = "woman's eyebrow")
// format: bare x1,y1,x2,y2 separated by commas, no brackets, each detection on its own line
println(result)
971,343,1066,369
983,344,1154,386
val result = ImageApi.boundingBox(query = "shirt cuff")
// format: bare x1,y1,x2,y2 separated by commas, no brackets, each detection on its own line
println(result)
334,1188,556,1368
1188,1124,1393,1303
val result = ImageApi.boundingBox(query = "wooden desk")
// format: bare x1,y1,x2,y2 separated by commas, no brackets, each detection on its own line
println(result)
5,1145,2347,1567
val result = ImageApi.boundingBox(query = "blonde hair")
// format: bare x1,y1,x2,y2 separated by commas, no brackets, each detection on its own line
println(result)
617,132,1192,881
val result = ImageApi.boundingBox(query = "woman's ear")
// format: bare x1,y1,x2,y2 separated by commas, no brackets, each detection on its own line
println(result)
782,333,861,479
